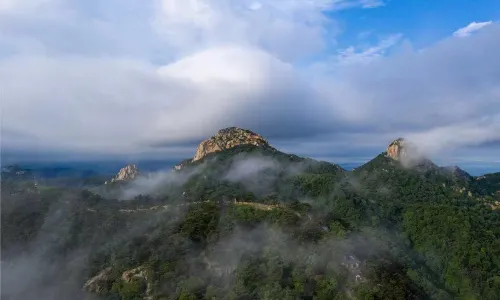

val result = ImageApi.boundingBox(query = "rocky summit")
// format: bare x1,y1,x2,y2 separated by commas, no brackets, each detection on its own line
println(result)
385,138,439,171
192,127,272,162
386,138,417,161
105,164,139,184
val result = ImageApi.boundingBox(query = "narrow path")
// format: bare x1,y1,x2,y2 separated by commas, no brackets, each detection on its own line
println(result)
116,199,282,214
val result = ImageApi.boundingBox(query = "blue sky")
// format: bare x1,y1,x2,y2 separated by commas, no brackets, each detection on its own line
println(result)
1,0,499,175
334,0,500,48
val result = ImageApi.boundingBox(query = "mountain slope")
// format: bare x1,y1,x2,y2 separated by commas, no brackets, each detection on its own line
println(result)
351,140,500,299
2,131,500,300
474,172,500,196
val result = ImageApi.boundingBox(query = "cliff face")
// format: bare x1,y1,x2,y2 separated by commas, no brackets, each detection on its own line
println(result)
105,164,140,184
385,138,437,170
386,138,413,161
192,127,272,162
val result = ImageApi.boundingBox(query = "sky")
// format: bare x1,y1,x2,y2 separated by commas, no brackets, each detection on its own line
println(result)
1,0,499,174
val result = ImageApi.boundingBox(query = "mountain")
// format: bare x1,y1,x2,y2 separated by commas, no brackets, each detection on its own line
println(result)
193,127,273,162
1,165,39,197
193,127,273,161
172,127,273,171
474,172,500,197
105,164,140,184
441,165,472,181
386,137,414,161
1,163,109,190
1,164,36,181
2,129,500,300
385,138,438,171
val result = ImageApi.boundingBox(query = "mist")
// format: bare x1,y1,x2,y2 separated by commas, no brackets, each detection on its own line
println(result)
1,144,458,299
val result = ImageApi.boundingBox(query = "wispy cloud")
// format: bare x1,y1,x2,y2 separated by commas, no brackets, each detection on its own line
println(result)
335,33,403,65
360,0,385,8
453,21,493,37
330,0,385,10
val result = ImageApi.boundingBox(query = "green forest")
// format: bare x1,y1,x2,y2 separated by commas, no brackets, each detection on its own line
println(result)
2,144,500,300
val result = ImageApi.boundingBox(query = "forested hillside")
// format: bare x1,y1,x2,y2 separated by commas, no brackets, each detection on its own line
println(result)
2,135,500,300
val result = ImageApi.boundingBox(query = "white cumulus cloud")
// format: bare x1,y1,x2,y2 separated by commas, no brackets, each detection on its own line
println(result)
152,0,341,61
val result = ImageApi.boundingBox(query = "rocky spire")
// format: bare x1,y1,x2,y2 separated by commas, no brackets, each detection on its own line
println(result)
192,127,272,162
105,164,140,184
385,138,437,170
386,138,415,161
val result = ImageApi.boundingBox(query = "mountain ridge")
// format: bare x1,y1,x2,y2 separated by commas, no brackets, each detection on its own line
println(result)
3,128,500,300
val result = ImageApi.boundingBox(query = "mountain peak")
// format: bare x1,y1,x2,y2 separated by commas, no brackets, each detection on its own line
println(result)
444,165,471,178
192,127,272,161
385,138,439,170
386,138,415,161
106,164,140,184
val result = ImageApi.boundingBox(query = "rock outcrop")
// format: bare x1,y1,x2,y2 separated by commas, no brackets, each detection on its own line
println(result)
121,265,150,283
386,138,415,161
174,158,193,171
192,127,272,162
105,164,140,184
121,265,153,300
385,138,437,170
83,267,114,295
173,127,273,170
